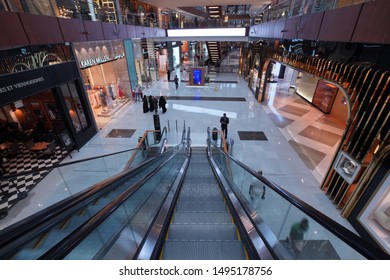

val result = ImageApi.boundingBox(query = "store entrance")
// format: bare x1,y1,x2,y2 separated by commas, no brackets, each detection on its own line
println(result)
0,89,66,143
0,89,70,179
262,64,348,183
80,59,131,130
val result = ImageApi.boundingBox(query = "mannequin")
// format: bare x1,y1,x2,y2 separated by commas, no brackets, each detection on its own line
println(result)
107,82,116,100
117,78,124,98
98,87,107,110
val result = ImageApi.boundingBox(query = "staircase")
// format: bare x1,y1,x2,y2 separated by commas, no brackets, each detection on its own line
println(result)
206,41,222,66
161,147,247,260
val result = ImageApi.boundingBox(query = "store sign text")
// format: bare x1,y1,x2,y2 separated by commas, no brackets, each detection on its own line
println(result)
114,53,125,59
0,77,45,94
80,56,110,68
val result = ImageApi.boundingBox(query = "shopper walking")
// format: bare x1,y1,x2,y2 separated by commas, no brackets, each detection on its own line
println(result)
249,170,265,209
159,96,167,113
174,75,179,90
142,95,149,113
167,69,171,81
148,95,154,112
152,96,158,114
288,218,309,254
220,113,229,138
134,85,142,101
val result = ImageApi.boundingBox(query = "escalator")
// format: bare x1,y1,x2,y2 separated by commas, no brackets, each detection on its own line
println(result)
161,147,247,259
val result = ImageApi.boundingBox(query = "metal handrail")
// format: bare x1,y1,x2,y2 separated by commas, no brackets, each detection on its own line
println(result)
124,127,168,170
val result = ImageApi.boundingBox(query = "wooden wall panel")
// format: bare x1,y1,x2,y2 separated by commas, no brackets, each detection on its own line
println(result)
127,25,137,38
116,24,128,39
299,12,323,41
0,11,29,49
283,16,301,39
352,0,390,44
273,19,286,39
264,21,275,38
102,22,118,40
83,20,104,41
142,27,151,38
19,13,63,45
155,28,166,37
318,4,362,42
58,18,88,43
135,26,146,38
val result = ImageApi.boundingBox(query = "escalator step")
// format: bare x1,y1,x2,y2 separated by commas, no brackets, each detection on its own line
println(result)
175,202,227,212
162,240,246,260
168,224,239,241
172,212,232,224
178,188,224,202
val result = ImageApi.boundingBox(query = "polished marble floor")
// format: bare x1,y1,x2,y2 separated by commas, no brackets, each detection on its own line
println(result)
0,67,357,257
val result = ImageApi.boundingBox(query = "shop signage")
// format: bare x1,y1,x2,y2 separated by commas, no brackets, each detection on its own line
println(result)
160,10,169,15
0,67,54,106
114,53,125,60
0,77,45,95
79,55,110,68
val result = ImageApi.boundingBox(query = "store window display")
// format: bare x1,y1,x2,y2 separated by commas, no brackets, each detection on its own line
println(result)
357,174,390,254
374,203,390,231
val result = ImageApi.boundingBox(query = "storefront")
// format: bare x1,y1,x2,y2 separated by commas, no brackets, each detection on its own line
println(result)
0,44,96,150
295,71,348,124
127,39,159,89
349,153,390,254
73,40,131,129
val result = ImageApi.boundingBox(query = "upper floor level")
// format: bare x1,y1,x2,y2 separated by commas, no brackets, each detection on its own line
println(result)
0,0,389,51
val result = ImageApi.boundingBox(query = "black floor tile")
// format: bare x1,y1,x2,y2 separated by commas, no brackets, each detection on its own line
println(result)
106,129,136,138
237,131,268,141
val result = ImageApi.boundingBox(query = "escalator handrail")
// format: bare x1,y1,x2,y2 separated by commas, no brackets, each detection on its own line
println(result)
124,128,167,170
208,140,389,259
39,142,186,260
0,143,181,250
135,127,191,260
207,152,274,260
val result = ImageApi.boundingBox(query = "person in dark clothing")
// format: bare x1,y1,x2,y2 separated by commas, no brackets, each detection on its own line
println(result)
34,116,45,134
148,95,154,112
159,96,167,113
142,95,149,113
220,113,229,139
152,96,158,114
174,75,179,90
288,218,309,254
167,69,171,81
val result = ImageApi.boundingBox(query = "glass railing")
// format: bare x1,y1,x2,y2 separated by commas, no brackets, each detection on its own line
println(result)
125,126,175,169
41,143,188,260
0,143,182,259
259,0,372,24
209,144,388,260
0,147,138,223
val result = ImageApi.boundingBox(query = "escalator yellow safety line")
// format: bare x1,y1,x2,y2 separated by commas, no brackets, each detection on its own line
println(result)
32,232,48,249
235,224,250,259
79,208,87,216
60,218,70,230
223,192,250,260
160,200,180,259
